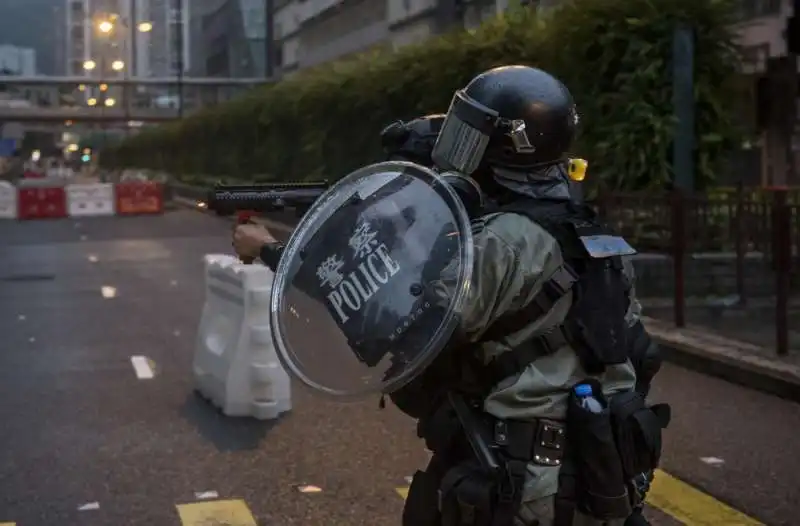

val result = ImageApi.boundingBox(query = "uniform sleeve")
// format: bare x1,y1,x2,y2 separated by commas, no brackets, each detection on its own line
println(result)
433,213,561,343
259,242,285,272
622,255,642,327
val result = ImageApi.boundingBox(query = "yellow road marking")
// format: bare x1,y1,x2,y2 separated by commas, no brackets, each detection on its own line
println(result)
395,469,764,525
0,522,15,525
648,469,764,525
176,499,257,526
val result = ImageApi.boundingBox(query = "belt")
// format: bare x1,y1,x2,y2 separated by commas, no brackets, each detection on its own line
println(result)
492,417,566,467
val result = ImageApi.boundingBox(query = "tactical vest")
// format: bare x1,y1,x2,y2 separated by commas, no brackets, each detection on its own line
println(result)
480,198,635,387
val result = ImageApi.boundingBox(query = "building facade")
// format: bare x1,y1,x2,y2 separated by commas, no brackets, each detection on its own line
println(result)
189,0,267,78
271,0,793,74
733,0,786,74
0,45,37,76
726,0,793,186
272,0,569,75
134,0,191,78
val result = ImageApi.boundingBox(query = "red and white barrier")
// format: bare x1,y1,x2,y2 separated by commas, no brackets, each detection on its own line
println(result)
0,181,164,220
116,181,164,215
18,187,68,220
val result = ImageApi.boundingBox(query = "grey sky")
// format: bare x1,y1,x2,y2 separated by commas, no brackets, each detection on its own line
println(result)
0,0,61,75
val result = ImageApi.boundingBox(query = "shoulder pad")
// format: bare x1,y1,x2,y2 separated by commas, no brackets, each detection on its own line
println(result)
578,234,637,258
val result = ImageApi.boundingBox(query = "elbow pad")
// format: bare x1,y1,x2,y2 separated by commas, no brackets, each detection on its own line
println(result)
628,321,662,395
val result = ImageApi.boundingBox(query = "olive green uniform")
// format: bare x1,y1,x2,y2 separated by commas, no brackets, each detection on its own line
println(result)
437,210,640,526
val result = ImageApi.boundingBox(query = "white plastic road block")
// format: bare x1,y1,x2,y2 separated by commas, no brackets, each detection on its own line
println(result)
193,254,292,419
0,181,16,219
66,183,116,217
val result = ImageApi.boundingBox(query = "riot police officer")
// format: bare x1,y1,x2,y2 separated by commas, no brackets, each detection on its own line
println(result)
376,66,668,526
233,65,668,526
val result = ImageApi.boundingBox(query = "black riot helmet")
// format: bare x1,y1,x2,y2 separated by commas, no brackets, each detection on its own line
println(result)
431,66,579,176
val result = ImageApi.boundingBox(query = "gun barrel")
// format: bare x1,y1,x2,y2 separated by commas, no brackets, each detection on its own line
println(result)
207,181,328,213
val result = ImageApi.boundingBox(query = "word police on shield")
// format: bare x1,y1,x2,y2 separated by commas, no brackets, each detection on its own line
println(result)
270,161,475,398
317,226,401,325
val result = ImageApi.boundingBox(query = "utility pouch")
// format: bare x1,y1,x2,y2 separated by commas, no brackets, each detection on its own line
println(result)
439,461,496,526
566,380,631,520
403,469,444,526
418,401,461,453
608,391,671,480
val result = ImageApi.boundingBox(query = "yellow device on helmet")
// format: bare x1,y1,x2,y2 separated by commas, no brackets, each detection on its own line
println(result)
568,158,587,182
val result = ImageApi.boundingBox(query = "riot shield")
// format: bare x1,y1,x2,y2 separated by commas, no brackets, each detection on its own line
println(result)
270,161,475,399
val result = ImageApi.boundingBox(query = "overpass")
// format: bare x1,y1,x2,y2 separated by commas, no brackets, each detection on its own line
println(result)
0,76,270,123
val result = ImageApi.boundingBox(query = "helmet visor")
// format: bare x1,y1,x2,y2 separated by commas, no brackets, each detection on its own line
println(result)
431,91,499,175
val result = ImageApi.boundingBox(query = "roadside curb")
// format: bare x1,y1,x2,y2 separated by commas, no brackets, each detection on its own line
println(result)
643,316,800,403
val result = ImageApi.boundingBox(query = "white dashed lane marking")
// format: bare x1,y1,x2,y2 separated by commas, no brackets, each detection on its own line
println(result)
130,356,155,380
194,491,219,500
700,456,725,467
101,286,117,298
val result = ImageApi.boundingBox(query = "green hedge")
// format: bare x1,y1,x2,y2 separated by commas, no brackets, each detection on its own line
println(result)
101,0,742,190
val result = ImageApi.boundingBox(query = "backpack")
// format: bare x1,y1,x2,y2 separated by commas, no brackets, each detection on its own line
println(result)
480,198,636,383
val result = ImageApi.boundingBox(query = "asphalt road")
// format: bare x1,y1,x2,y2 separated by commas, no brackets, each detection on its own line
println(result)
0,208,798,526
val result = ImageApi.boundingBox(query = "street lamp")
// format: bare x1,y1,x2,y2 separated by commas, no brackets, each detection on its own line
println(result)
83,60,96,71
96,17,153,34
95,15,152,77
87,97,97,106
92,12,155,125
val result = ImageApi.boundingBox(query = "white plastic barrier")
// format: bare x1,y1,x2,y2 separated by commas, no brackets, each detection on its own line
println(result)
0,181,16,219
193,254,292,419
66,183,116,217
